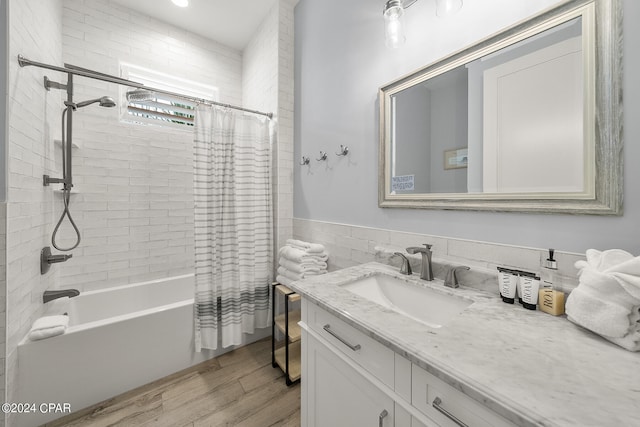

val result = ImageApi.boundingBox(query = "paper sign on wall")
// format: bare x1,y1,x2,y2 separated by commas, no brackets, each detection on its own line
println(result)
391,175,415,191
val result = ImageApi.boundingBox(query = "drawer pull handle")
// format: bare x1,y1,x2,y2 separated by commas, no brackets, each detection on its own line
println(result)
379,409,388,427
323,324,361,351
432,397,469,427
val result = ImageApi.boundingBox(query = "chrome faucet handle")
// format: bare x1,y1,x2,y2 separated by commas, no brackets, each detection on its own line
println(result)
445,266,470,288
392,252,412,275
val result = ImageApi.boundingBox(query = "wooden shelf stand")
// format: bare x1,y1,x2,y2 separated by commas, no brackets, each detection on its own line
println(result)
271,283,301,385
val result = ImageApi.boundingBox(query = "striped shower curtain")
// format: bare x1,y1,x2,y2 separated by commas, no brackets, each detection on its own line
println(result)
193,105,272,351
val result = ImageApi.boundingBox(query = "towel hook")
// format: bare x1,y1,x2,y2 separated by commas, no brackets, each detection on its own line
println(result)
300,156,310,165
335,145,349,156
316,151,328,161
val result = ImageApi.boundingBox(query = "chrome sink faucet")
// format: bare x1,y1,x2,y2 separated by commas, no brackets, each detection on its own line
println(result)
406,244,433,281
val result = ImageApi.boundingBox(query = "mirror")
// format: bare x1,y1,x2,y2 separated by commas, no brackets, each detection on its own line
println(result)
379,0,622,214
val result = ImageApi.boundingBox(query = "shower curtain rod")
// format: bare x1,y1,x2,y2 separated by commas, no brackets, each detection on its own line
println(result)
17,54,273,119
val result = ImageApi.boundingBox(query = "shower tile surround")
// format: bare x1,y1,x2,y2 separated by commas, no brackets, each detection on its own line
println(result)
6,0,65,421
58,0,244,290
5,0,296,424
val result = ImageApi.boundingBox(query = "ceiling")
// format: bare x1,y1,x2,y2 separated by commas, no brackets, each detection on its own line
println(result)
110,0,278,51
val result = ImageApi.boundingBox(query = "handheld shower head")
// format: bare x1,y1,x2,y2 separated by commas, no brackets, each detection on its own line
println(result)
75,96,116,109
126,89,156,103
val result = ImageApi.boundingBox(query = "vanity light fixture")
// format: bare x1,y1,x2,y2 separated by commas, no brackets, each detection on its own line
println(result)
171,0,189,7
384,0,463,48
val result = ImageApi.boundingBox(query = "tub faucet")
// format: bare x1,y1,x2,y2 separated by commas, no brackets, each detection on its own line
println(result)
406,244,433,281
392,252,412,275
43,289,80,304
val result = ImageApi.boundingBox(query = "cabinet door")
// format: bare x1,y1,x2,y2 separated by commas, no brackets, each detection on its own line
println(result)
306,332,394,427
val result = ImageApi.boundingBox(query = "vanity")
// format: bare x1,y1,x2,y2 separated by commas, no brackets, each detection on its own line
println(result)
289,262,640,427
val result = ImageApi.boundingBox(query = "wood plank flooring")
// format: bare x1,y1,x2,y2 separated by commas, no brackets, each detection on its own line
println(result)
45,338,301,427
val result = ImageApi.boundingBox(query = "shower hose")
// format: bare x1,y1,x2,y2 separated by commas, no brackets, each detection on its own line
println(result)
51,107,81,251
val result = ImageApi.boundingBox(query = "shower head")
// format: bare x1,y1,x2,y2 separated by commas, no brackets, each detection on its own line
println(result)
75,96,116,109
126,89,156,103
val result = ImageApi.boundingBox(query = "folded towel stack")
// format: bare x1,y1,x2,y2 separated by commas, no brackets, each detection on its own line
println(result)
566,249,640,352
276,239,329,287
29,315,69,341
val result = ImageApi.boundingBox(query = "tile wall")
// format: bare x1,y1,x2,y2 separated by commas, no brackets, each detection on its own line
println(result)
293,218,585,294
57,0,245,291
243,0,296,257
6,0,64,419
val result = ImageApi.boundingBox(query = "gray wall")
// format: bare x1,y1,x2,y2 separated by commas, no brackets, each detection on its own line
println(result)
294,0,640,254
428,69,468,193
394,85,431,194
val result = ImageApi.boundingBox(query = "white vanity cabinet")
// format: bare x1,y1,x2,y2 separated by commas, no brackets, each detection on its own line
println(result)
300,298,518,427
304,330,395,426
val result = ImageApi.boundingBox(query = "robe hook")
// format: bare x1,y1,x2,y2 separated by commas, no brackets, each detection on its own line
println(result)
316,151,328,161
335,145,349,156
300,156,310,165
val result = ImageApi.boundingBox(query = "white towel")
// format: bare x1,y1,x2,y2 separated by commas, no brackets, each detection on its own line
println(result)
566,249,640,351
279,257,327,275
279,246,328,263
286,239,326,254
277,266,326,281
29,315,69,341
276,274,294,287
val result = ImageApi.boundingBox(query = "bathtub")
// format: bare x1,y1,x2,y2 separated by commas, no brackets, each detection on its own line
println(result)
17,274,268,427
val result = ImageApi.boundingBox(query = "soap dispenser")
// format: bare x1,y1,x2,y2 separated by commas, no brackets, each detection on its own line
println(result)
541,249,557,287
539,249,565,316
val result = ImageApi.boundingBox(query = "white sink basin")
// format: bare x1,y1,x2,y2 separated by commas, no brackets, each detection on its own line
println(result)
341,273,472,328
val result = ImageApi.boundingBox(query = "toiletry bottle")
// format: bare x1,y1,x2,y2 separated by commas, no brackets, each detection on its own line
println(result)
539,249,565,315
520,272,541,310
497,267,518,304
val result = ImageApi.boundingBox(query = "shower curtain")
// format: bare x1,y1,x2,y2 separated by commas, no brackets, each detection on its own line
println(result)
193,105,272,351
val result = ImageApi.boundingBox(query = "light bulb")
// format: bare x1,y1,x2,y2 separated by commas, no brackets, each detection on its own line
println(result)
171,0,189,8
384,2,406,48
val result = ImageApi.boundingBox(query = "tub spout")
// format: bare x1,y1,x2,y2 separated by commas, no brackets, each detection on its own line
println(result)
43,289,80,304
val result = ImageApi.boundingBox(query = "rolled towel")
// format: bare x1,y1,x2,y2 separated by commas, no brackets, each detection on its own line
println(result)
566,249,640,351
286,239,326,254
29,315,69,341
279,257,327,275
280,246,328,263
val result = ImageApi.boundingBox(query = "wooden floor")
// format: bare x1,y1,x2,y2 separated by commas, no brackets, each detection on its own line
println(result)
46,338,301,427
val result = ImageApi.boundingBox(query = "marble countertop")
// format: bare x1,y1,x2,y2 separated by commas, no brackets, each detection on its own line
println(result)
288,262,640,427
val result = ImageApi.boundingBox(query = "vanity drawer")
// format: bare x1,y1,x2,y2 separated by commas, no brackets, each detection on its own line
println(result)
412,366,516,427
306,301,395,389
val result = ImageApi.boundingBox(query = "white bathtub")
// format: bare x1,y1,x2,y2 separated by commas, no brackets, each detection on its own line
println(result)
16,274,268,427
